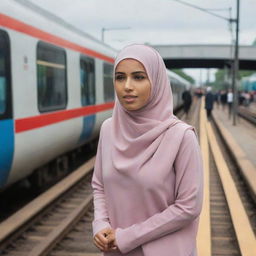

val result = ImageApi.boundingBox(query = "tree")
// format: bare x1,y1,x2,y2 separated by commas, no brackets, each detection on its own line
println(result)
211,70,228,91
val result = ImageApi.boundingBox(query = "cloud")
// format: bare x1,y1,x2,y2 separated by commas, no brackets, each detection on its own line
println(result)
27,0,256,82
29,0,255,47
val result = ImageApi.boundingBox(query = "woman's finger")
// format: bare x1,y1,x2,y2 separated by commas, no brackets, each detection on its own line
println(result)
94,239,116,253
109,245,117,251
94,236,106,248
107,233,115,243
93,238,106,251
96,232,109,245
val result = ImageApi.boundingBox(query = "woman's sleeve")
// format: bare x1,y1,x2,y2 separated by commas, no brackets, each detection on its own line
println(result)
91,128,111,237
115,129,204,254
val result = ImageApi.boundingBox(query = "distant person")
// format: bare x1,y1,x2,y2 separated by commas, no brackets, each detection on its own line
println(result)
220,90,227,110
249,91,254,103
198,88,203,98
214,90,221,109
227,89,233,118
238,90,244,106
243,91,250,107
253,91,256,102
195,88,203,98
205,86,214,120
182,89,192,117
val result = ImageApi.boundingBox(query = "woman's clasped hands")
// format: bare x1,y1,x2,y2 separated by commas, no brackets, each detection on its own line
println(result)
93,228,118,252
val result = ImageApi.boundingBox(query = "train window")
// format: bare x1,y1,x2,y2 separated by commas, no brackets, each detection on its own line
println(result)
37,42,67,112
80,56,95,106
103,63,114,102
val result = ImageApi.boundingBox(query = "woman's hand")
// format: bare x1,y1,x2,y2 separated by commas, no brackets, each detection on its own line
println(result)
106,229,117,250
93,228,118,252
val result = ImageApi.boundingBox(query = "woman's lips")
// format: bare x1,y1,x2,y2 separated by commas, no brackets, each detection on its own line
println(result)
123,95,137,103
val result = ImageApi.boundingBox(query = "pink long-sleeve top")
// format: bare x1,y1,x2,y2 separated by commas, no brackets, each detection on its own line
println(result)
92,118,203,256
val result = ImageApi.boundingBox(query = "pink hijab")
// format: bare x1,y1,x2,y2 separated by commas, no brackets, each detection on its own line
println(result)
111,44,190,172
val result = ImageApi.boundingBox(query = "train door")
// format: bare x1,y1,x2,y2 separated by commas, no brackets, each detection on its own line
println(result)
0,30,14,188
78,56,96,144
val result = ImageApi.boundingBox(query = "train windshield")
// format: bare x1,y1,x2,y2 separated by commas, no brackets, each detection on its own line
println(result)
0,31,8,115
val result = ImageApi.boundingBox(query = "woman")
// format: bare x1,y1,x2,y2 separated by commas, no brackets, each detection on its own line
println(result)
92,44,203,256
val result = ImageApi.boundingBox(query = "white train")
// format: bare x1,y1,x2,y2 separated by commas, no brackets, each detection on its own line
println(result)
0,0,190,190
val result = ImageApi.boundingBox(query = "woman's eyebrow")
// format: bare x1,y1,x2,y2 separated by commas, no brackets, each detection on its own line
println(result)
115,71,147,75
132,71,147,74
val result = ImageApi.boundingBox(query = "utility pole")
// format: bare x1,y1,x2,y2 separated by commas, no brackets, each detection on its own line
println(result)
199,69,202,87
231,0,240,125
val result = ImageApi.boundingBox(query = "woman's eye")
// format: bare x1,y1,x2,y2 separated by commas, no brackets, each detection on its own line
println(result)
134,75,145,80
115,75,125,81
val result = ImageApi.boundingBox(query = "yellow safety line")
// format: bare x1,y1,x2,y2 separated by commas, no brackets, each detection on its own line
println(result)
37,60,65,69
206,117,256,256
197,99,211,256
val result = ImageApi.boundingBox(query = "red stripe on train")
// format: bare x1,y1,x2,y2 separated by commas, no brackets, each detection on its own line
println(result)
0,13,114,63
15,102,114,133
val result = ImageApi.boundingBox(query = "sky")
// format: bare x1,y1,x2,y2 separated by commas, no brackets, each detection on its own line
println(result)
29,0,256,84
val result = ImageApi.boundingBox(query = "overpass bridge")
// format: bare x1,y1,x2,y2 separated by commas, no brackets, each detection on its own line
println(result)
152,44,256,70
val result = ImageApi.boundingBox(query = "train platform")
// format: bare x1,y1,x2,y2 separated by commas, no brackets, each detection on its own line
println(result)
248,102,256,114
212,106,256,202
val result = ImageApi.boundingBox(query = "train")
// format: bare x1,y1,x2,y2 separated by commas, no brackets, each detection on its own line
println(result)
240,73,256,91
0,0,190,191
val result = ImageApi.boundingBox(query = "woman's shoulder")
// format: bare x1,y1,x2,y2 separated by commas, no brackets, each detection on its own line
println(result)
169,120,197,142
177,122,199,146
100,117,113,135
171,120,195,134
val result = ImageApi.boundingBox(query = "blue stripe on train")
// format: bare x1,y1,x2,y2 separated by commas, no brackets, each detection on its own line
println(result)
78,115,96,145
0,119,14,188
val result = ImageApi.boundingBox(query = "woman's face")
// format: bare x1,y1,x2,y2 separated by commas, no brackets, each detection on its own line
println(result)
114,59,151,111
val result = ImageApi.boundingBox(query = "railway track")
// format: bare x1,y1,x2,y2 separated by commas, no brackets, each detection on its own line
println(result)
0,143,97,223
0,158,99,256
209,153,241,255
238,106,256,125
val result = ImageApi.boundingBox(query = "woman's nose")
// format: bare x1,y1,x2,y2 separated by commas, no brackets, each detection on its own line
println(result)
124,78,133,91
